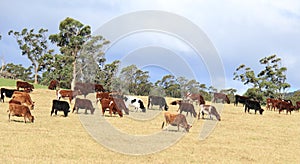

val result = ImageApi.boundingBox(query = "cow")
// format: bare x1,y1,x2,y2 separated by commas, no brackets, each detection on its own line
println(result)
48,80,59,90
244,99,264,115
212,93,230,104
8,99,22,105
72,98,95,114
199,104,221,121
8,103,34,123
266,98,292,111
99,98,123,117
0,88,18,103
147,95,168,111
161,112,191,132
278,101,295,114
75,82,105,97
95,84,105,92
124,96,146,112
295,101,300,112
16,81,34,92
11,91,35,110
234,95,249,106
56,89,81,103
170,100,196,117
184,93,205,105
51,100,70,117
112,97,129,115
96,92,111,104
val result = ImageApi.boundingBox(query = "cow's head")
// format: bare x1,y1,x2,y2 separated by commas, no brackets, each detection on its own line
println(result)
259,108,264,115
164,105,169,111
91,108,95,114
185,124,192,132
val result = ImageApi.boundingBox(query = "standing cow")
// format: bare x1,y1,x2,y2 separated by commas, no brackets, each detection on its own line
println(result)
48,80,59,90
72,98,95,114
199,104,221,121
124,96,146,112
51,100,70,117
8,103,34,123
147,95,168,111
161,112,191,132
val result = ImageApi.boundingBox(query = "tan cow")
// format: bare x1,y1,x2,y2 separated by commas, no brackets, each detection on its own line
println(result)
12,91,35,110
8,103,34,123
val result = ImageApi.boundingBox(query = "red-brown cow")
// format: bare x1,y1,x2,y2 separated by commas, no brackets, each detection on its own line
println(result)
12,91,35,110
56,89,81,103
100,98,123,117
48,80,59,90
212,93,230,104
8,103,34,123
278,101,295,114
96,92,111,104
161,112,191,132
16,81,34,92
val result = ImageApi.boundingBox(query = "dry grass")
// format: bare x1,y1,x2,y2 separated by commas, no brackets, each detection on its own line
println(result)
0,89,300,163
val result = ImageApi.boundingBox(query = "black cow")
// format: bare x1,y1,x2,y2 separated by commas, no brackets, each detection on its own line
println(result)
1,88,18,103
51,100,70,117
234,95,250,106
244,99,264,115
147,95,169,111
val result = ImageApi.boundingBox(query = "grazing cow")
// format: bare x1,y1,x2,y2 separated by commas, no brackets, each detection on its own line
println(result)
16,81,34,92
100,98,123,117
212,93,230,104
8,99,22,105
0,88,18,102
199,104,221,121
161,112,191,132
124,96,146,112
56,89,81,103
234,95,249,106
170,100,196,117
184,93,205,105
12,91,35,110
112,97,129,115
72,98,95,114
8,103,34,123
51,100,70,117
295,101,300,112
244,99,264,115
147,95,169,111
278,101,295,114
48,80,59,90
95,84,105,92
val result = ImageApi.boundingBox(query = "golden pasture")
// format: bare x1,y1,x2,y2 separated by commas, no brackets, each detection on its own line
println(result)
0,88,300,163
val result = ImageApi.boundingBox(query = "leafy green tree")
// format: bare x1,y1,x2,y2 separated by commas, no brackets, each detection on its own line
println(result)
3,63,32,81
49,17,91,89
8,28,53,84
233,54,290,99
97,60,120,91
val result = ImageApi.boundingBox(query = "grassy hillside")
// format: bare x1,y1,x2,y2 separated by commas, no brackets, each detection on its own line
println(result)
0,78,47,89
0,89,300,163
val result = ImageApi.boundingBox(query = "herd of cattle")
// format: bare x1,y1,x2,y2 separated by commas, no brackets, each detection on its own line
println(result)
1,80,299,132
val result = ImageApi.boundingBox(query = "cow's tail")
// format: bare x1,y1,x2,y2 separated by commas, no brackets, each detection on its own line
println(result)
161,121,165,129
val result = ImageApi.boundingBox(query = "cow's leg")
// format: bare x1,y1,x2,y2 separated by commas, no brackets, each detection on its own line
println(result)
51,108,54,116
8,113,10,122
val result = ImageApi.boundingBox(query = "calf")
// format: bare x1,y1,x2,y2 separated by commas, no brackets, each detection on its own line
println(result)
147,95,168,111
56,89,81,103
8,103,34,123
100,98,123,117
161,112,191,132
72,98,95,114
244,99,264,115
1,88,18,102
124,96,146,112
199,104,221,121
51,100,70,117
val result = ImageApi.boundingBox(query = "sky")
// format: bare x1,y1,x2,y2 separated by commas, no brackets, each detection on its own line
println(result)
0,0,300,94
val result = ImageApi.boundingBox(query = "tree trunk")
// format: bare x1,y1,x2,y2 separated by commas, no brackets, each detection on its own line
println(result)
71,49,78,90
34,65,38,84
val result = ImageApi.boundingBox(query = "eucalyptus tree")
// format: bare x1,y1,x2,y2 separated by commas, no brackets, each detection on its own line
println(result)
8,28,53,84
49,17,91,89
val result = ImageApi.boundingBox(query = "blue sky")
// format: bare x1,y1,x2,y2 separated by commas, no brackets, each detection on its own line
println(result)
0,0,300,94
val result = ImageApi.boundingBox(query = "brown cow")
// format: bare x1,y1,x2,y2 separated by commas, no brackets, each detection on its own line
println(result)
184,93,205,105
278,101,295,114
16,81,34,92
56,89,81,103
96,92,111,104
12,91,35,110
72,98,95,114
212,93,230,104
100,98,123,117
8,103,34,123
8,99,21,105
48,80,59,90
161,112,191,132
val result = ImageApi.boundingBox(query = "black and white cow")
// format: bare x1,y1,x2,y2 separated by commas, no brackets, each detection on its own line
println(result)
199,104,221,121
1,88,18,103
244,99,264,115
147,95,168,111
51,100,70,117
124,96,146,112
